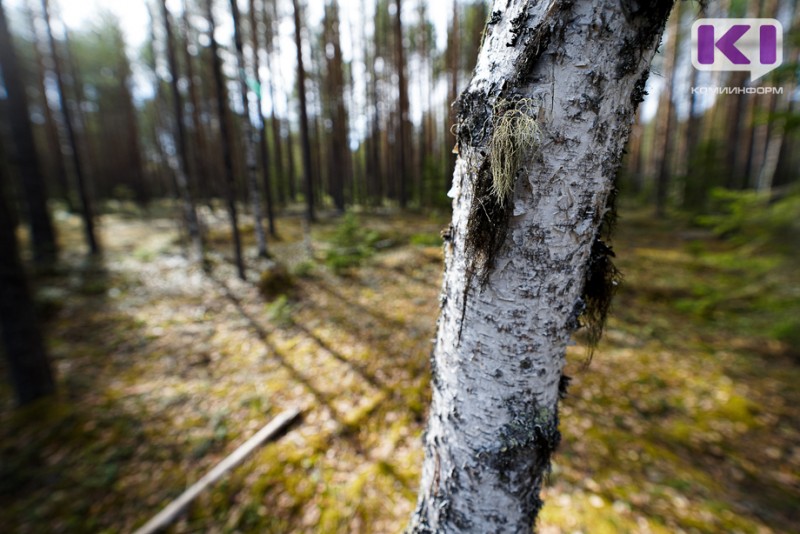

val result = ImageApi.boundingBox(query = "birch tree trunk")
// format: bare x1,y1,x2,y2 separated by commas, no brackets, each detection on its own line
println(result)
230,0,268,258
409,1,674,532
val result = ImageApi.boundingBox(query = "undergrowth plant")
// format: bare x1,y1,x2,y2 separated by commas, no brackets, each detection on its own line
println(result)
696,187,800,253
324,213,381,274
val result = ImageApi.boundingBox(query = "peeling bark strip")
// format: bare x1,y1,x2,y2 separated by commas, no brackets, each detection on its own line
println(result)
409,1,673,532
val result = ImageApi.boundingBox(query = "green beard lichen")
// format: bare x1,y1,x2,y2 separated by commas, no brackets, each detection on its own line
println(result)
464,98,542,286
457,98,542,342
489,98,541,207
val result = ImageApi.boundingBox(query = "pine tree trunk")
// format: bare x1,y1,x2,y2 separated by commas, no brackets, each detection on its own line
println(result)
291,0,315,223
181,0,213,207
25,2,73,213
249,0,276,236
41,0,99,256
206,0,246,280
262,0,285,209
0,0,58,266
0,136,55,405
394,0,409,209
408,1,673,531
160,0,204,263
654,2,680,217
445,0,459,196
230,0,268,257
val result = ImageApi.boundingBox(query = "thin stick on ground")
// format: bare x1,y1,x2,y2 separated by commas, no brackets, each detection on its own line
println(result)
133,407,303,534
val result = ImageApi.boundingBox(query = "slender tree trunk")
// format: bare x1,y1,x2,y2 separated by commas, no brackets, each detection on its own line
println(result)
367,0,383,205
681,63,703,209
121,79,147,205
322,0,349,213
262,0,287,210
722,72,750,189
285,122,297,202
181,0,213,207
445,0,459,196
0,0,58,266
291,0,315,223
249,0,276,235
229,0,268,257
0,135,55,405
394,0,409,209
626,110,644,195
408,1,674,531
25,1,72,212
757,0,799,192
206,0,246,279
654,2,681,217
263,0,286,207
311,110,324,208
160,0,204,263
41,0,98,255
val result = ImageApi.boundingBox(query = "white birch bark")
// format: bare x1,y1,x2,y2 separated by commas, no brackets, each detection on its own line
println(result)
409,1,674,532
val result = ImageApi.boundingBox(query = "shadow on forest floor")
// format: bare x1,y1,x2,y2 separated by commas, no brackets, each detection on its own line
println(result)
0,207,798,533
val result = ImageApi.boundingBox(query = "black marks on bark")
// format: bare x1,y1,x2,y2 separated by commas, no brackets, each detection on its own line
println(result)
407,498,435,534
489,10,502,25
577,157,622,361
599,184,619,239
631,69,650,105
581,92,602,115
512,16,553,83
465,160,514,286
414,470,472,532
454,89,493,152
506,10,529,47
558,374,572,400
429,345,441,390
484,400,562,527
616,38,639,78
617,0,675,79
440,224,453,243
566,297,586,331
580,236,621,356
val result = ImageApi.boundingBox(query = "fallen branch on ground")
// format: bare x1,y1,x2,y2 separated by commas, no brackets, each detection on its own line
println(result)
133,407,303,534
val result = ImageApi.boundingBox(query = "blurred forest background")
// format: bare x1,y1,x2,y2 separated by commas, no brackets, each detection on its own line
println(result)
1,0,799,532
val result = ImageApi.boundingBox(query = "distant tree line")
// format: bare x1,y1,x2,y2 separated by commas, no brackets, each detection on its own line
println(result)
622,0,800,213
1,0,799,405
0,0,488,403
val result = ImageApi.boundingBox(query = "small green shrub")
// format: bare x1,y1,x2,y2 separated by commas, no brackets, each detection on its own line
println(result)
324,213,381,274
696,187,800,253
409,232,443,247
771,318,800,352
291,260,316,278
265,295,294,327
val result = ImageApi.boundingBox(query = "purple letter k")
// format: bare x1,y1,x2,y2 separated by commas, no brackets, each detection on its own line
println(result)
698,24,751,65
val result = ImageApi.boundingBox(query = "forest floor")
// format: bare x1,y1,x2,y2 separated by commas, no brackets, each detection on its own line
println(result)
0,204,798,533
